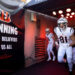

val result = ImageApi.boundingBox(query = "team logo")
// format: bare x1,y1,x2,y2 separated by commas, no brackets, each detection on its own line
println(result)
0,9,11,23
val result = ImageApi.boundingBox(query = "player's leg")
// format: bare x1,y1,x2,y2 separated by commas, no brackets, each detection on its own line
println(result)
50,43,56,61
66,47,73,72
47,43,51,61
66,46,73,75
72,47,75,64
58,46,65,63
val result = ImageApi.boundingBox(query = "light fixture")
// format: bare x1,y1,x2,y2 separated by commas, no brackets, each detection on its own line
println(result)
66,16,68,19
52,8,74,18
21,0,31,3
58,10,63,14
70,16,73,18
66,13,70,16
66,8,71,12
52,11,56,15
61,14,64,17
71,12,75,15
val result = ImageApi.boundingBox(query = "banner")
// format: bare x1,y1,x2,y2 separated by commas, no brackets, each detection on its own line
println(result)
0,9,24,69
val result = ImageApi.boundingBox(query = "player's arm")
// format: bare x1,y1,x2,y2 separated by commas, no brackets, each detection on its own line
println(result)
51,33,54,40
69,28,75,46
46,34,50,41
54,27,59,46
69,34,75,46
54,33,59,46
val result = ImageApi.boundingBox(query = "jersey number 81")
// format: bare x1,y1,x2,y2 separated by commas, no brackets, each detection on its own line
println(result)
59,36,68,43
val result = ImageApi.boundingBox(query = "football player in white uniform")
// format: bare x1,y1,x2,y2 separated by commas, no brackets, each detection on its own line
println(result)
54,17,75,75
45,28,55,61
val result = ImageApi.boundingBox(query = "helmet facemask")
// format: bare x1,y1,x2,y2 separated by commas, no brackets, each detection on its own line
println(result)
57,18,68,30
58,22,67,30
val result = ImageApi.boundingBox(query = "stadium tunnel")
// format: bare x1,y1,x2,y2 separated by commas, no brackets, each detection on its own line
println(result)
0,0,75,75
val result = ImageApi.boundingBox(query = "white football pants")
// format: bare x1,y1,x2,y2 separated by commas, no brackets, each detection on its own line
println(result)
58,44,73,71
47,41,55,59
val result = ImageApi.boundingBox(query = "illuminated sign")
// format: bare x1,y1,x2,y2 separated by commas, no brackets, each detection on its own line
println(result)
0,9,11,23
0,7,24,68
0,23,18,50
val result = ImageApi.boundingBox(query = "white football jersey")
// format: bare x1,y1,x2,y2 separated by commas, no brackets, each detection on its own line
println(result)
46,33,54,43
54,27,74,44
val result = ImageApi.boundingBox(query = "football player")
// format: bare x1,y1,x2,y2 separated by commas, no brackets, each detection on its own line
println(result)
54,17,75,75
45,28,56,61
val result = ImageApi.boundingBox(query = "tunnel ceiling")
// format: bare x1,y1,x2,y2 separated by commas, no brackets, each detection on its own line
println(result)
0,0,47,15
0,0,75,16
0,0,26,15
28,0,75,16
